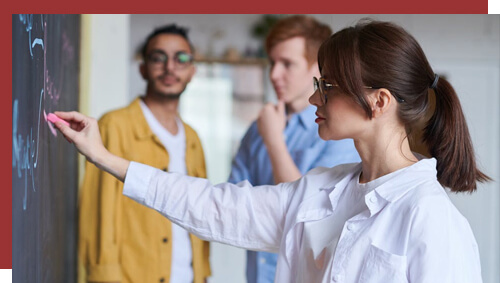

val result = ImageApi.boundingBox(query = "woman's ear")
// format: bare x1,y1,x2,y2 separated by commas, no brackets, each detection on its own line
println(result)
370,88,394,118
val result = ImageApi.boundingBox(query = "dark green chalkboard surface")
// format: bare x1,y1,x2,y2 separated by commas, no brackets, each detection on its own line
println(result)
12,14,80,283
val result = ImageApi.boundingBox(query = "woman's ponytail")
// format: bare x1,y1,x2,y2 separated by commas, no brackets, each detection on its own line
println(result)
423,75,491,192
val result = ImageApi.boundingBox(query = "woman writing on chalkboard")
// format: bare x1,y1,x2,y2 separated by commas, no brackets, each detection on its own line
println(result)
54,20,488,283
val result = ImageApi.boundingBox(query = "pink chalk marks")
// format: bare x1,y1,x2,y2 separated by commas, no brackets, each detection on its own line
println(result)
44,30,75,137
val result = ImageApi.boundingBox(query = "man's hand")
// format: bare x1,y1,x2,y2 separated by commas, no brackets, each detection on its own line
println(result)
257,100,286,148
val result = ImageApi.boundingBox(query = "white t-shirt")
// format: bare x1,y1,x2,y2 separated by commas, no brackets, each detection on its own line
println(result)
140,100,193,283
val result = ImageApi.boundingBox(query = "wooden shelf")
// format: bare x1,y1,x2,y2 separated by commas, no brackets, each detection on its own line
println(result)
195,57,268,66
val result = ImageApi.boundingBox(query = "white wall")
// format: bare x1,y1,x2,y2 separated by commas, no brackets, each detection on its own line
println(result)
83,14,130,119
86,14,500,283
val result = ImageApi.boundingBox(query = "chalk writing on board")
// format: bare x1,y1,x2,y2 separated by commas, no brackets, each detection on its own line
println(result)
13,14,77,210
18,14,44,58
12,90,43,210
12,14,46,210
13,15,80,282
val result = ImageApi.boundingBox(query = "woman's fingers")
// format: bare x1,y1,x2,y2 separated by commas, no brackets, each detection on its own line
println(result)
54,111,87,124
54,120,77,143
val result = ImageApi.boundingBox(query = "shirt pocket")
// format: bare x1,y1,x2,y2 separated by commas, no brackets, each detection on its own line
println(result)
358,244,408,283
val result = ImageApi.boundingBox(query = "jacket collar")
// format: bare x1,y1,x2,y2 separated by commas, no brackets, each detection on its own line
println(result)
128,97,202,177
129,97,187,140
128,97,155,140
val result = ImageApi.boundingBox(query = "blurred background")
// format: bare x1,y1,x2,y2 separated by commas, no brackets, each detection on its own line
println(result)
79,14,499,283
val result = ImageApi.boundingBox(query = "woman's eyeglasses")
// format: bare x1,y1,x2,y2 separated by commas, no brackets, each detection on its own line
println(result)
313,77,334,105
313,77,405,104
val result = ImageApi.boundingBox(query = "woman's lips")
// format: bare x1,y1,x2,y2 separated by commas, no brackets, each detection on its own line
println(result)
315,112,325,123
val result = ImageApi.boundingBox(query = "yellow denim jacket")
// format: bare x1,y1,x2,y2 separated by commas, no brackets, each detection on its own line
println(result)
78,98,210,283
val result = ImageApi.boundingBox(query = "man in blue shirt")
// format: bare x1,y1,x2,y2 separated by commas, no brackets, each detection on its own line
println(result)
228,15,361,283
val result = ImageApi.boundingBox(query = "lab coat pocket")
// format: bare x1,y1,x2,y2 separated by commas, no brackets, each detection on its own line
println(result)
359,244,408,283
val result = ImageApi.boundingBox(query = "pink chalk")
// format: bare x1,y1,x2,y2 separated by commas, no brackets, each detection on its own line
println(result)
47,113,70,127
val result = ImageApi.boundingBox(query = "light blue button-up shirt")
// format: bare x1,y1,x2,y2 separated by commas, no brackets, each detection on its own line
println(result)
228,104,361,283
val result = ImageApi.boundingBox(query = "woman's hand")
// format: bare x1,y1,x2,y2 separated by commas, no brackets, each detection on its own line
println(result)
53,111,107,165
53,111,130,182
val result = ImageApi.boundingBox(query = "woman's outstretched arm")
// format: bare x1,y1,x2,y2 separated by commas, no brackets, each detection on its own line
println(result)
53,111,130,182
53,111,289,251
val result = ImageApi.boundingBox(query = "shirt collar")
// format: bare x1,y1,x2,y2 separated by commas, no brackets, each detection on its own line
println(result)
374,158,438,203
291,104,317,130
315,158,438,212
296,163,361,222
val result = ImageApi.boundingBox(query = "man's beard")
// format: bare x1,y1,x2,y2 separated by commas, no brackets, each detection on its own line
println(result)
149,80,186,100
160,91,182,100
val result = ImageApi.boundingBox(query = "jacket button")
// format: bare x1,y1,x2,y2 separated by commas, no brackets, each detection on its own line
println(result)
159,278,165,283
163,237,168,243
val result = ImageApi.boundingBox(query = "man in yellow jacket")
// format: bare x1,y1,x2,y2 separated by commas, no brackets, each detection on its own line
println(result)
79,24,210,283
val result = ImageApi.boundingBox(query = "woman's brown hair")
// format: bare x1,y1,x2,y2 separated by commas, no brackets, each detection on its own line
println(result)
318,19,490,192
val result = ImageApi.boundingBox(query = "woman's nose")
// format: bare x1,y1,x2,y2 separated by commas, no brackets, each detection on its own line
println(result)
309,89,321,106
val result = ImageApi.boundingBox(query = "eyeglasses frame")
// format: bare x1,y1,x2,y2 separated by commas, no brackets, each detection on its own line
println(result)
146,50,194,70
313,76,405,104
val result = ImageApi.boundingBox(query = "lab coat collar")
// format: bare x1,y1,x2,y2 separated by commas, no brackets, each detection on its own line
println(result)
285,159,438,266
297,158,437,223
295,163,361,223
285,163,360,266
374,158,438,203
331,158,437,217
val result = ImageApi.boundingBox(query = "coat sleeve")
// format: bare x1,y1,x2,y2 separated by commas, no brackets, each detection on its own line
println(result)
123,162,293,253
79,117,124,282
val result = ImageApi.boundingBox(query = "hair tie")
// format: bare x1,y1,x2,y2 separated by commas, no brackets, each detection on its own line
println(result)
430,74,439,89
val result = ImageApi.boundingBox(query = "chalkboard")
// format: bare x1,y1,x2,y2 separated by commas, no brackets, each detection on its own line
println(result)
12,14,80,283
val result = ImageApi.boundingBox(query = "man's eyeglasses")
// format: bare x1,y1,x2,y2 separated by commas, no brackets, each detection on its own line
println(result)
313,77,405,104
146,50,194,70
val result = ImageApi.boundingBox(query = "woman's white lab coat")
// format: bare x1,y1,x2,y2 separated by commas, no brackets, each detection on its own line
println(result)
123,158,482,283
